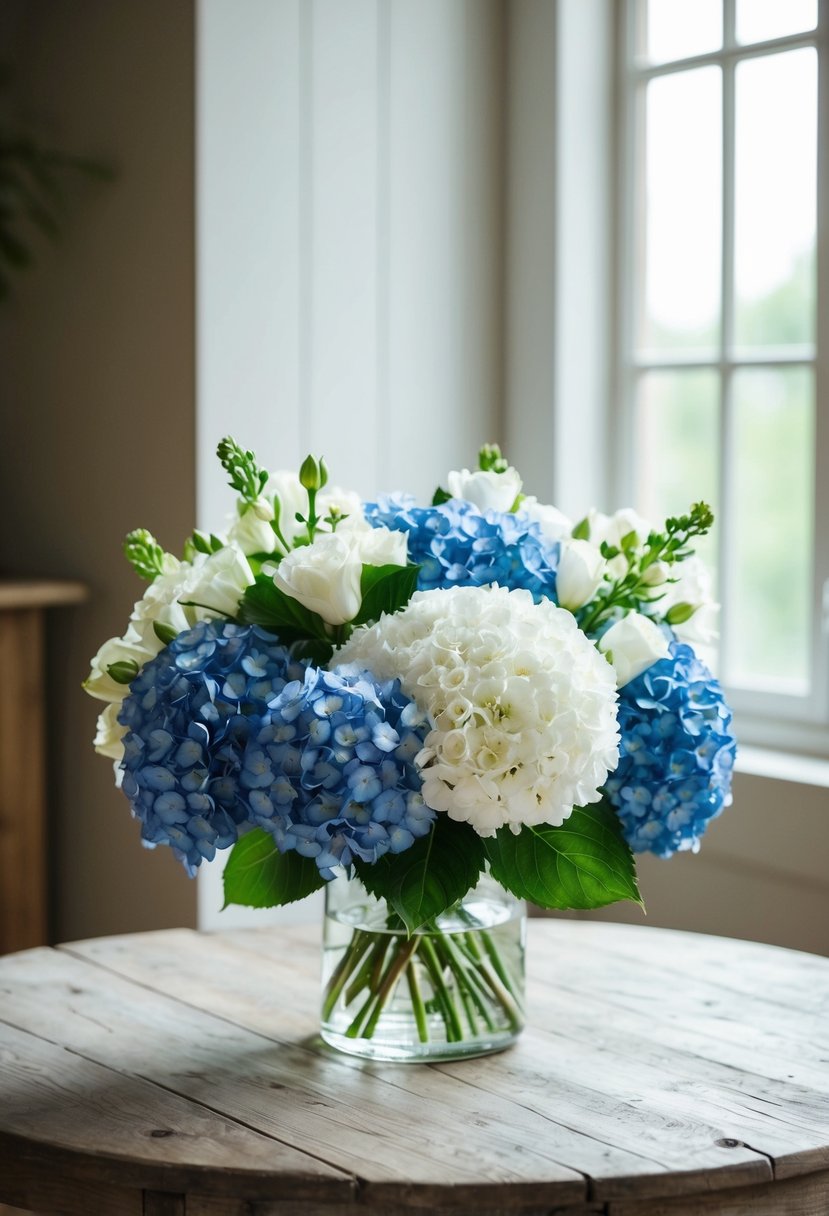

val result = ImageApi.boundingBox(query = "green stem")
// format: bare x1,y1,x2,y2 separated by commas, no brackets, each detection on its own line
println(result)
322,929,372,1021
406,960,430,1043
419,938,464,1042
360,938,421,1039
344,937,389,1006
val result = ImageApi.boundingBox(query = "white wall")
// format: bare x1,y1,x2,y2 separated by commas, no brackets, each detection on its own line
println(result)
196,0,505,927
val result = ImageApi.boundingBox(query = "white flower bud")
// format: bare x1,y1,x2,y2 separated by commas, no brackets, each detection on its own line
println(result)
556,539,607,611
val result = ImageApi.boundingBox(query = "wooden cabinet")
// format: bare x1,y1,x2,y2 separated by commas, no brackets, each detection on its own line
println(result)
0,580,86,954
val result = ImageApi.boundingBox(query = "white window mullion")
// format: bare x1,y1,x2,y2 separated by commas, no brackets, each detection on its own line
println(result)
810,0,829,723
718,0,737,683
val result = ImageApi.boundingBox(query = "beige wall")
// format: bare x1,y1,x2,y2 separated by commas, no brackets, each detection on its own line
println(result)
0,0,197,940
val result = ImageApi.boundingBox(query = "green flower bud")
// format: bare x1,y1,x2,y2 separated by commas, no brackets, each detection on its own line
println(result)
299,454,325,491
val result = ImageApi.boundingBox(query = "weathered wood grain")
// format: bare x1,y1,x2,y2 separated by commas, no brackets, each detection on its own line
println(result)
1,921,828,1214
64,928,785,1203
0,1016,349,1204
3,944,587,1206
0,608,47,954
607,1164,829,1215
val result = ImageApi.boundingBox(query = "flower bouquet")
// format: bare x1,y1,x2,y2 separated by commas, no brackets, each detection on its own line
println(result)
85,439,736,1061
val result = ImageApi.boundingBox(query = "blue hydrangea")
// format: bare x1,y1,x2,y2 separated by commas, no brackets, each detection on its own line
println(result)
118,620,307,875
364,495,559,600
243,664,434,878
603,640,736,857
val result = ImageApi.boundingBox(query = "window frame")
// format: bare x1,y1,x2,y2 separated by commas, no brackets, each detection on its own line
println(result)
613,0,829,756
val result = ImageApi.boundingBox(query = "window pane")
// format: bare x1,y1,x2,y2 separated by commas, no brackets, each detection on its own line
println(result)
637,68,722,356
729,367,814,693
635,369,720,609
736,0,817,45
733,50,817,351
640,0,722,63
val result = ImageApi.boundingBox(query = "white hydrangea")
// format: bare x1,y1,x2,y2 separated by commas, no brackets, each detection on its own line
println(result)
335,585,620,837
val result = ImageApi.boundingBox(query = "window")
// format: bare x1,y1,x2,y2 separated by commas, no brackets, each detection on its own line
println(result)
616,0,828,752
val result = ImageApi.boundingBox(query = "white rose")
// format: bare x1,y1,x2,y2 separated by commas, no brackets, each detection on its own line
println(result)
556,539,607,611
185,545,255,619
447,466,522,513
599,612,671,688
520,497,573,542
274,532,364,625
93,703,127,761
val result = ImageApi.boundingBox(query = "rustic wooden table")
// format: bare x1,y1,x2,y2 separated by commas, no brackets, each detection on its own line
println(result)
1,920,828,1216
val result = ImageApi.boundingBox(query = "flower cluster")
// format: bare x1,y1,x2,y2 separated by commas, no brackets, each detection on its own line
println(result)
243,666,433,877
603,640,736,857
338,585,620,837
86,435,734,926
364,495,559,601
118,621,306,874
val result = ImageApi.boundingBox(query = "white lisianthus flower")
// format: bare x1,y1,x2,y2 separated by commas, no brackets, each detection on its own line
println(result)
227,497,279,556
355,525,408,567
93,703,128,760
661,554,719,644
519,497,573,542
85,545,254,712
556,539,607,611
274,527,402,626
248,473,368,553
84,628,160,703
185,545,254,619
588,506,651,551
447,466,522,513
599,612,671,688
336,584,619,837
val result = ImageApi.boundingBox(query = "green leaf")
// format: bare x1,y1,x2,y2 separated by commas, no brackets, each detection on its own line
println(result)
484,801,643,911
106,659,139,684
237,575,329,641
354,817,486,935
352,563,419,626
572,516,591,541
153,621,178,646
222,829,325,908
432,487,452,505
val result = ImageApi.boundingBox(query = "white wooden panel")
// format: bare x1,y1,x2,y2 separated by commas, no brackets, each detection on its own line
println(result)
385,0,500,500
503,0,557,499
307,0,380,493
197,0,302,531
504,0,614,515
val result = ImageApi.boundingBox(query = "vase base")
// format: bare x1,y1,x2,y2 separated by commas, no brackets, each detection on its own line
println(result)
319,1026,522,1063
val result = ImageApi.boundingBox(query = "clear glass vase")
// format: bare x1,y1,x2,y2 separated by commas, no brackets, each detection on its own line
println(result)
320,872,526,1062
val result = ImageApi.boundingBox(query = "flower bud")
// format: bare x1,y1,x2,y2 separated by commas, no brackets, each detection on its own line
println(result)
555,540,607,611
299,454,326,492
